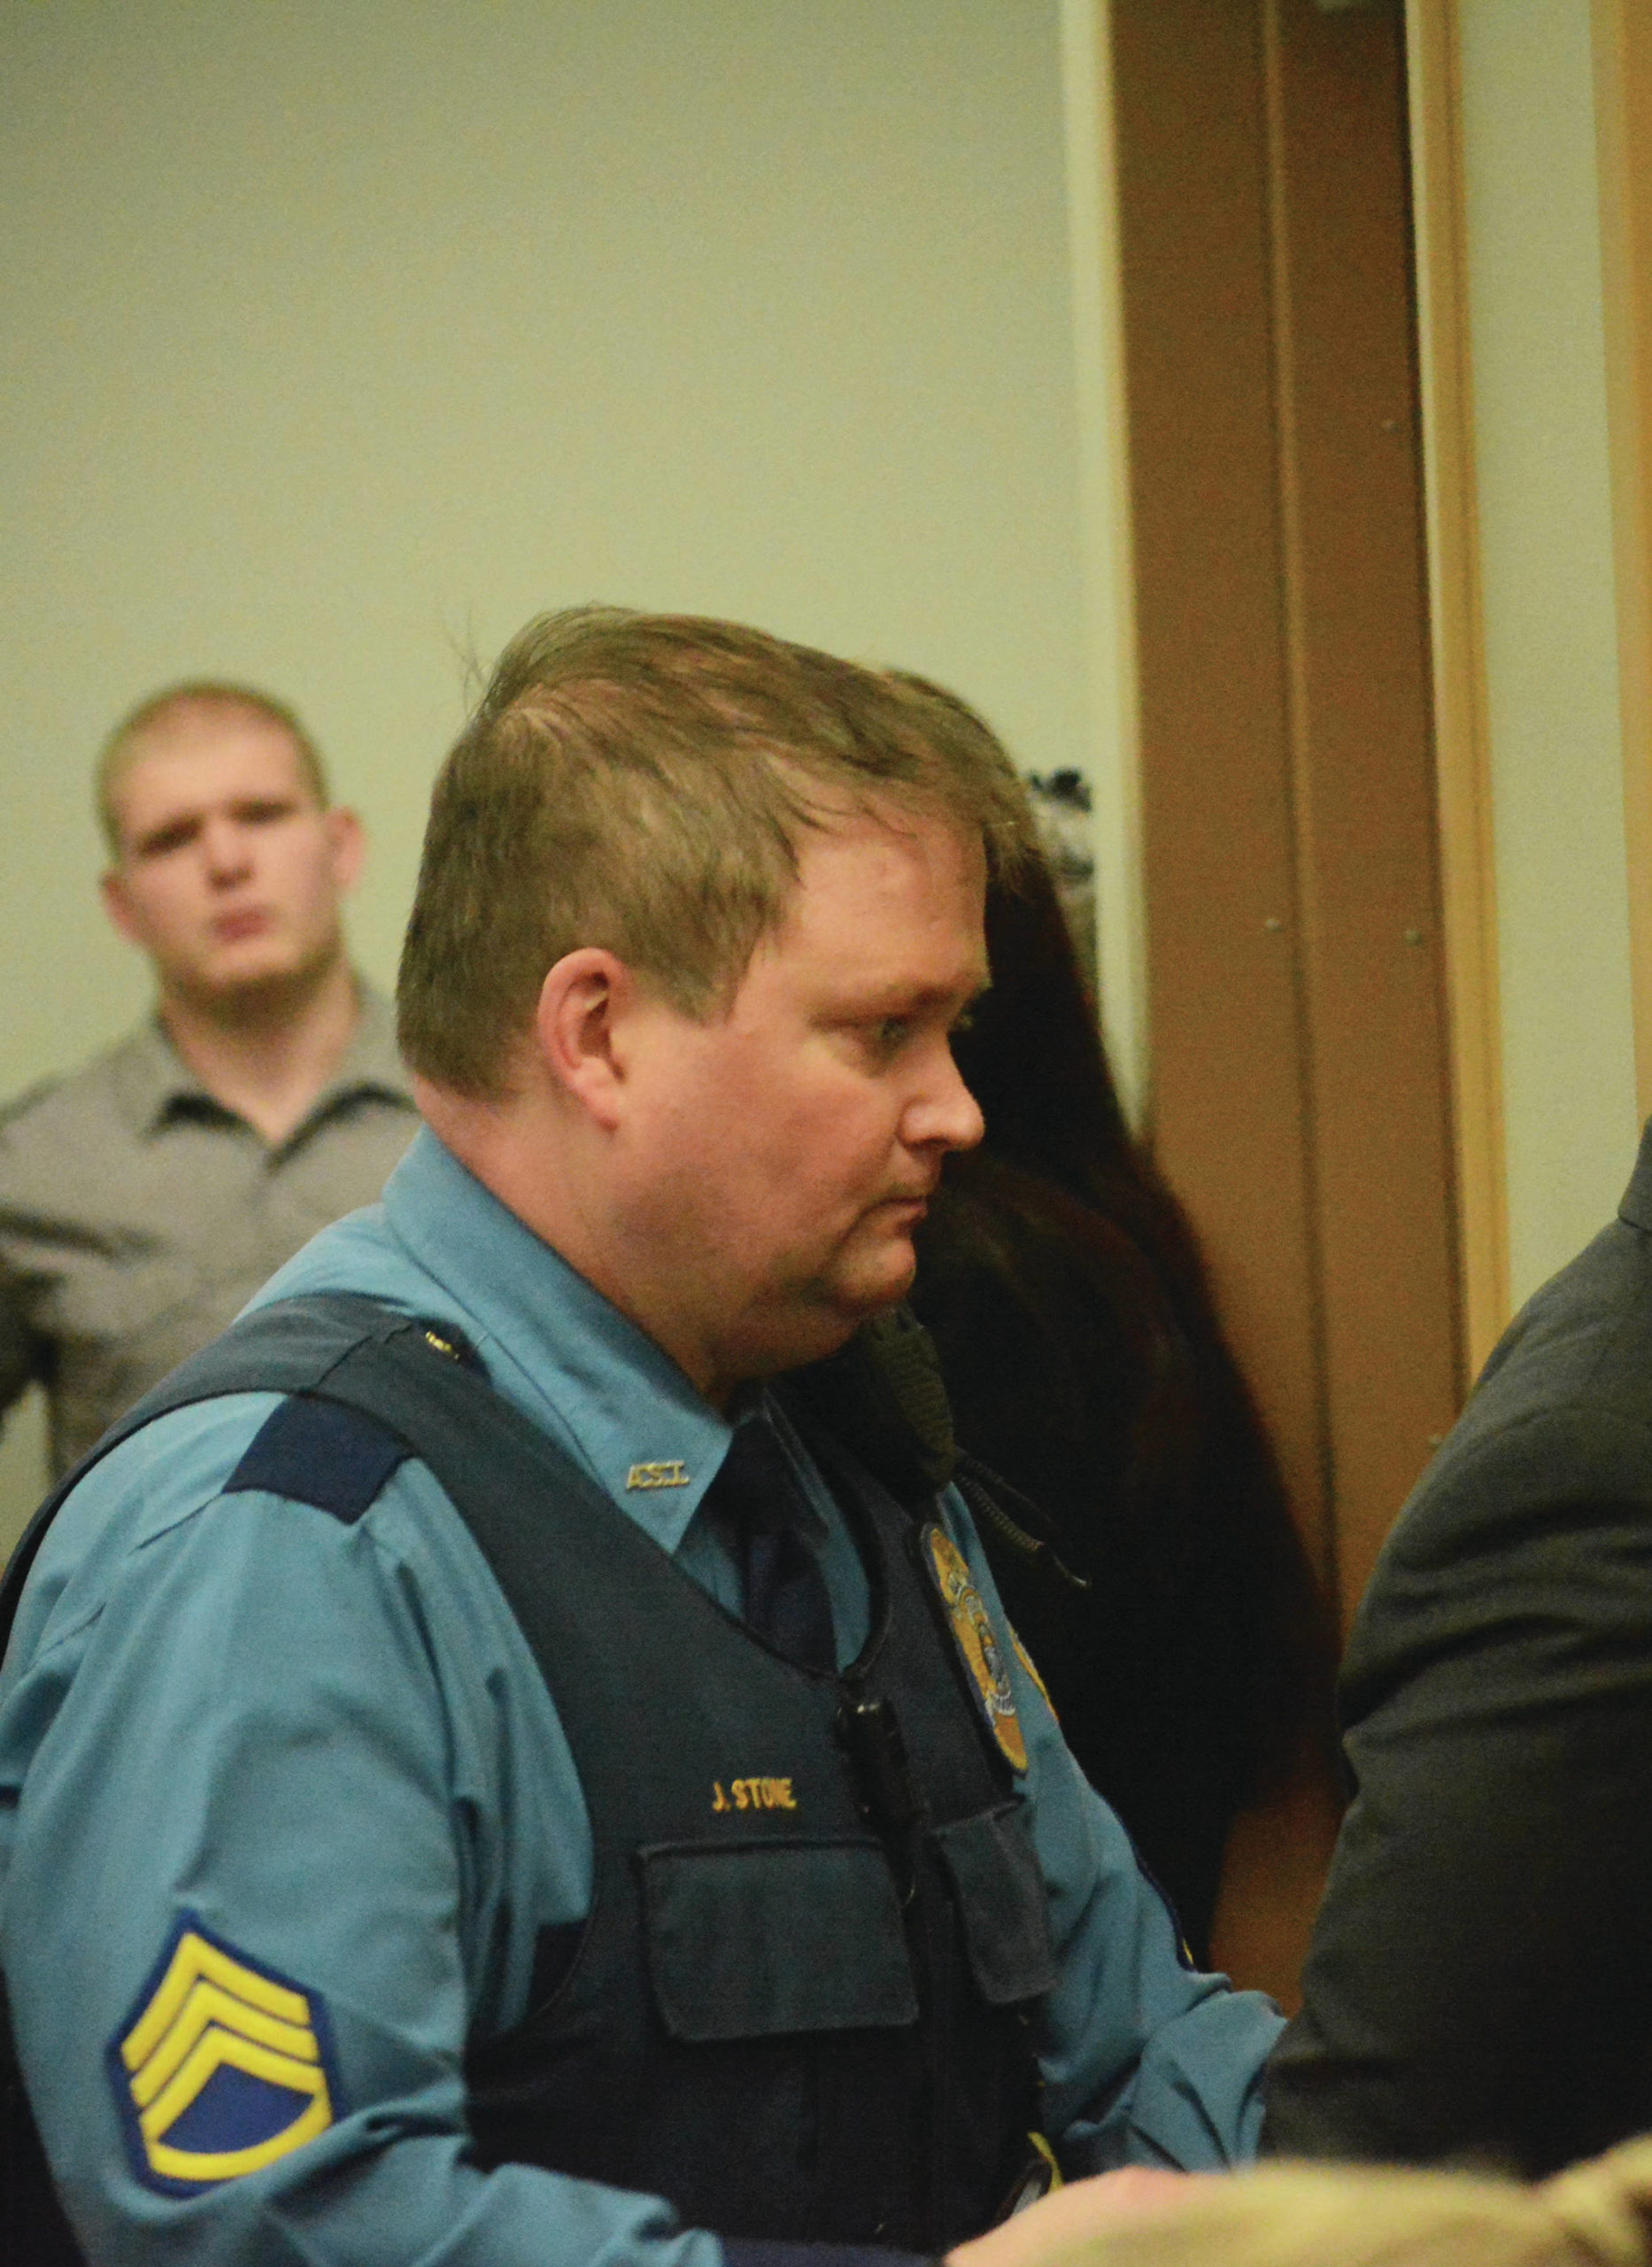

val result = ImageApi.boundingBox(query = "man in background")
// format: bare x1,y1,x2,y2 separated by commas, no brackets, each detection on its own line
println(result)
0,683,416,1477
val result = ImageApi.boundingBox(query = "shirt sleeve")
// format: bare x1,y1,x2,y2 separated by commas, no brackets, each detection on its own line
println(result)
0,1472,722,2267
1262,1404,1652,2176
936,1489,1283,2172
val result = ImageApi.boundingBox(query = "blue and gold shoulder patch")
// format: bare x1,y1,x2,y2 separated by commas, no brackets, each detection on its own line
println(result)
106,1915,342,2195
922,1523,1029,1774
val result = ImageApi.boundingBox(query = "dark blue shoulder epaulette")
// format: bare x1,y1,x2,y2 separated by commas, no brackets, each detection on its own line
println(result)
223,1393,409,1524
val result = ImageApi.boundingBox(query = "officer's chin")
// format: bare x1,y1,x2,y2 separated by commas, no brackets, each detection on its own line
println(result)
825,1241,921,1338
743,1265,913,1386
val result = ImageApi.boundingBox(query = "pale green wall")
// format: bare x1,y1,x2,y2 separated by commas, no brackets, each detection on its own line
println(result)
1458,0,1642,1308
8,0,1630,1557
0,0,1091,1540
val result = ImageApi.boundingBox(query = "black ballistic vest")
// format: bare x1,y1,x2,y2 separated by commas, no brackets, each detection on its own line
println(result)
0,1296,1054,2261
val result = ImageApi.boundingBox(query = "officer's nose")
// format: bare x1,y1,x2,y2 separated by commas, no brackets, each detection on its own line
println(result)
906,1043,985,1157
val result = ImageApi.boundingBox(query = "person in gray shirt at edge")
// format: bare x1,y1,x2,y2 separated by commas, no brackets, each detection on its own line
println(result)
0,682,417,1477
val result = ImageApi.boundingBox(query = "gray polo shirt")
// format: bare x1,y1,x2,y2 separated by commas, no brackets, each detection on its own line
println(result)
0,985,417,1474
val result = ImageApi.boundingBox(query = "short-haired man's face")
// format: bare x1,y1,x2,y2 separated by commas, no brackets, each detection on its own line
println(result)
101,712,362,1011
607,802,989,1402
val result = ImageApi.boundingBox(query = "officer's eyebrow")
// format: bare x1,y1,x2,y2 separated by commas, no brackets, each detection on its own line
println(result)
850,975,989,1021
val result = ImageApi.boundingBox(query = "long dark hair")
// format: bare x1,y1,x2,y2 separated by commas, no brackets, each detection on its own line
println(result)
905,754,1335,1950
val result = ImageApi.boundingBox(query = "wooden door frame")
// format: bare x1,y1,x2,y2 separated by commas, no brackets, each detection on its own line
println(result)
1403,0,1509,1376
1066,0,1509,1375
1594,0,1652,1131
1092,0,1459,2000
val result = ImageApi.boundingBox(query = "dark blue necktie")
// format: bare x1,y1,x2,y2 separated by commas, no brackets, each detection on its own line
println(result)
706,1412,837,1673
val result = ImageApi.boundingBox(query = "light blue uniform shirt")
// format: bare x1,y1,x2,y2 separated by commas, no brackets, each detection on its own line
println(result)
0,1130,1281,2267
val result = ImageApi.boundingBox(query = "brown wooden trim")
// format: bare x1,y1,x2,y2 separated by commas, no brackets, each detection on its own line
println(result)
1110,0,1336,1592
1594,0,1652,1130
1260,0,1339,1542
1404,0,1509,1376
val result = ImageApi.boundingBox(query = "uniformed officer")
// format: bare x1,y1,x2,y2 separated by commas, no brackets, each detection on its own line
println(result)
0,607,1283,2267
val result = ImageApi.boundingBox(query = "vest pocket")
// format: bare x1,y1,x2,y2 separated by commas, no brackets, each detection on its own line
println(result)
639,1839,920,2041
930,1804,1058,2006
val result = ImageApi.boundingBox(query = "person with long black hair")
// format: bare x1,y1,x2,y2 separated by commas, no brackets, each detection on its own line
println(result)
894,677,1335,1964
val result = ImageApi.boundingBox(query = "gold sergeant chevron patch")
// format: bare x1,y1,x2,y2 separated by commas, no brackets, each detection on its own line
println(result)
107,1916,341,2195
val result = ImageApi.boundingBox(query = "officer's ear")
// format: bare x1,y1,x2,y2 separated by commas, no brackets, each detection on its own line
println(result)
533,948,637,1131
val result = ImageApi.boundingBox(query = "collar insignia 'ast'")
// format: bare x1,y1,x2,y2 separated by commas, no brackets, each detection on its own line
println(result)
922,1524,1029,1773
107,1916,340,2195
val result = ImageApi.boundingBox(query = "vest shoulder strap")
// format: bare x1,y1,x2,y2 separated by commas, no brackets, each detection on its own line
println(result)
0,1293,527,1666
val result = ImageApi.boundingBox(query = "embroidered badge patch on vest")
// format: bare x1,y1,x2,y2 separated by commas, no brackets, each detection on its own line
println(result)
922,1524,1029,1773
107,1915,340,2195
1010,1626,1057,1720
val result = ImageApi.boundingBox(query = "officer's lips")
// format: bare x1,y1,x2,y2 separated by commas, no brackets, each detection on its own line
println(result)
872,1183,938,1225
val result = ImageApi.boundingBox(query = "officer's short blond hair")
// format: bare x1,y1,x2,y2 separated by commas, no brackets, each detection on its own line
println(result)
398,606,1036,1100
